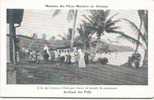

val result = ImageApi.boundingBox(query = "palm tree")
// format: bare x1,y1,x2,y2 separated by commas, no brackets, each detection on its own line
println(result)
119,10,148,67
120,12,148,51
52,10,78,48
77,23,96,64
136,10,148,52
138,10,148,65
135,10,144,53
83,10,147,65
77,23,95,50
83,10,124,53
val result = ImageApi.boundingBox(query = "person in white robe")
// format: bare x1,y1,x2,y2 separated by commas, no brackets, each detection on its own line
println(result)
43,44,51,60
78,49,86,68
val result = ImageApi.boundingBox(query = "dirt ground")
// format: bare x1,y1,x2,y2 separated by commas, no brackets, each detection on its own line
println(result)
7,62,148,85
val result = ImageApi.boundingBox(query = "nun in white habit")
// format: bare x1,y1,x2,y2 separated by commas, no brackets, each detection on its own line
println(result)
78,49,86,68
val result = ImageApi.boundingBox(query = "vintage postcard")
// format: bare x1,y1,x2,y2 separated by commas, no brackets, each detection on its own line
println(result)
0,0,154,98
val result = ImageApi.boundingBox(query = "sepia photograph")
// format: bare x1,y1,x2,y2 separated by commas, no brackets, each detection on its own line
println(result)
7,9,148,85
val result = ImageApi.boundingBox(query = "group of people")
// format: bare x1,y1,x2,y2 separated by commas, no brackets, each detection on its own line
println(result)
28,50,41,64
26,49,85,68
56,51,78,64
20,46,89,68
47,48,88,68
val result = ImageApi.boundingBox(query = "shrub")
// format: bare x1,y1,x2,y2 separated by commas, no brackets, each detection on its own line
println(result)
98,57,108,65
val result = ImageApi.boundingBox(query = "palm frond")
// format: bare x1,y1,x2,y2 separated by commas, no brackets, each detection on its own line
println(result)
82,20,98,31
106,13,119,23
97,10,110,21
105,26,120,32
104,10,110,19
52,9,61,17
83,15,96,25
118,35,144,48
120,18,147,46
67,10,75,21
105,19,121,28
107,30,143,47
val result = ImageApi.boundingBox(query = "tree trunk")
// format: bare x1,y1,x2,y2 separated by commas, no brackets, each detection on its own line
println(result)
71,10,78,48
143,49,148,67
95,37,101,54
137,10,148,67
135,10,143,54
138,46,147,68
134,33,141,54
9,24,13,63
9,23,17,64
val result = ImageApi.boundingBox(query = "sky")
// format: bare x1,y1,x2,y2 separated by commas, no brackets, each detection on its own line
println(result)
9,9,141,48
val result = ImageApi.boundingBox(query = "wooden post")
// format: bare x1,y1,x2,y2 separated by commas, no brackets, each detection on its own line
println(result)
9,23,17,64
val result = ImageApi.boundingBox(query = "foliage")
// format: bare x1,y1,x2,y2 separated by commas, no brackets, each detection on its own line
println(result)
120,18,147,49
83,10,121,39
98,57,108,65
77,23,95,49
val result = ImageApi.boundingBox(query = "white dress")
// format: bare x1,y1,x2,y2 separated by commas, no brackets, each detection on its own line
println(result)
71,53,75,63
78,49,86,68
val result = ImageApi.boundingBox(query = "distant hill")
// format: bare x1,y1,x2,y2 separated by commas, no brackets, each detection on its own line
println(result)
108,43,134,52
91,40,134,53
8,34,134,52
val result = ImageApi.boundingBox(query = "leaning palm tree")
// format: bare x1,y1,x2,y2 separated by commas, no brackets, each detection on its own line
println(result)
122,10,148,54
52,10,78,48
138,10,148,65
135,10,144,53
136,10,148,53
119,10,148,67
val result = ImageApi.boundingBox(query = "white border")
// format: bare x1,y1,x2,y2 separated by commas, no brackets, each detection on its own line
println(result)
0,0,154,98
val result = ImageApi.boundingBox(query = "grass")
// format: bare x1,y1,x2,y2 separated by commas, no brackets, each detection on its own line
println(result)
7,62,148,85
